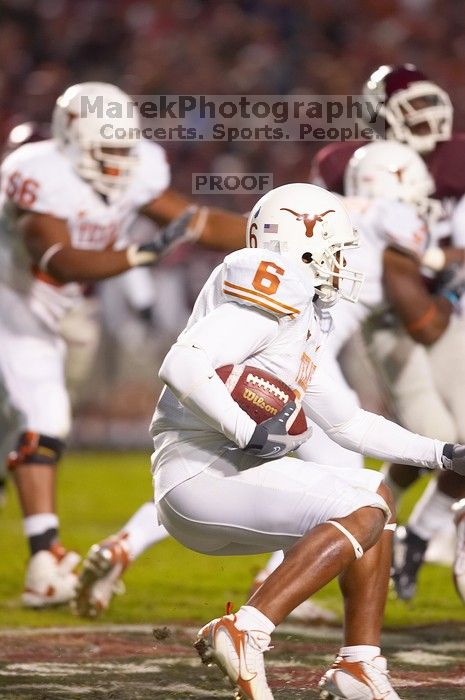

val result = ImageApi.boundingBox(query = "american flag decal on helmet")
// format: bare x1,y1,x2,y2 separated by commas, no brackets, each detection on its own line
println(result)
264,223,279,233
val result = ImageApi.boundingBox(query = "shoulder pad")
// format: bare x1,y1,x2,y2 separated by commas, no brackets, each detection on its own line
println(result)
221,248,312,318
130,140,171,207
1,141,69,217
310,142,360,193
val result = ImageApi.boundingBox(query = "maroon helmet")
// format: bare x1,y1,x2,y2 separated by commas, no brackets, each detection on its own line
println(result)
363,64,453,154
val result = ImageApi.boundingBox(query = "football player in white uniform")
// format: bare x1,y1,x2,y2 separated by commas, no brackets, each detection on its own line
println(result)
389,188,465,602
75,145,427,620
150,182,465,700
312,65,465,603
71,142,463,621
249,142,463,601
0,81,247,608
342,143,465,603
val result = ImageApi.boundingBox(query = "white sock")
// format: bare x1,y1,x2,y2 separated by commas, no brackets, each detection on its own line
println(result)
339,645,381,662
119,502,169,560
381,463,405,504
235,605,275,636
409,480,455,541
23,513,59,537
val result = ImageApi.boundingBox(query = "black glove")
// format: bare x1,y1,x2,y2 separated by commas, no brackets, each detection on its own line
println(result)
244,402,312,460
127,207,196,267
441,443,465,476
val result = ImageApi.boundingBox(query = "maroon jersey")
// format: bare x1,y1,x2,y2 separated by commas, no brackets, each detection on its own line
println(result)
311,134,465,200
310,142,359,194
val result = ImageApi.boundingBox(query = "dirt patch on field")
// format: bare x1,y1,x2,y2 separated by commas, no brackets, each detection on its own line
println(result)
1,623,464,699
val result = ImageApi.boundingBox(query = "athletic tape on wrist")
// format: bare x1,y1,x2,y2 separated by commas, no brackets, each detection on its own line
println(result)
126,244,157,267
187,206,209,241
421,247,446,272
327,519,364,559
38,243,65,272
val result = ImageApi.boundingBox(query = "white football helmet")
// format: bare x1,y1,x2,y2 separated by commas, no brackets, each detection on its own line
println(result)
344,141,434,202
246,183,364,306
52,82,140,199
344,141,444,224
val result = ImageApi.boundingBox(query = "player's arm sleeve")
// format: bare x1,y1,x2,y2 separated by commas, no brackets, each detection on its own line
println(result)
159,303,279,447
378,199,427,259
302,365,444,469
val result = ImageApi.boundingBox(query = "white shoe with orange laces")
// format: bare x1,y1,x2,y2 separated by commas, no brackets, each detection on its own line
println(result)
22,543,80,608
319,656,402,700
195,608,274,700
452,498,465,603
72,534,129,617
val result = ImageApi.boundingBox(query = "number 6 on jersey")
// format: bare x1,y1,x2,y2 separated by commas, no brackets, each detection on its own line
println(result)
252,261,284,295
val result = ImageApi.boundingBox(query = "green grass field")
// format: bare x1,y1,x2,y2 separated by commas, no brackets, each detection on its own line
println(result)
1,451,464,629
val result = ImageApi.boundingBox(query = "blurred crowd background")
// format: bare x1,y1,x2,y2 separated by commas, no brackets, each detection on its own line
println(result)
0,0,463,444
2,0,465,198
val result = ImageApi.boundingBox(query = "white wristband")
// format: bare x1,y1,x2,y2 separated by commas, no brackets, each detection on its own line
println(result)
38,243,65,272
187,206,209,242
422,246,446,272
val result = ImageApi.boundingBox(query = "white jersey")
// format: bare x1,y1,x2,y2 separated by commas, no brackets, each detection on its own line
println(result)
328,196,430,353
151,248,332,498
0,138,170,332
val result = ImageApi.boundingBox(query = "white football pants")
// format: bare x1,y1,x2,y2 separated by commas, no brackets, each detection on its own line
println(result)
156,451,387,556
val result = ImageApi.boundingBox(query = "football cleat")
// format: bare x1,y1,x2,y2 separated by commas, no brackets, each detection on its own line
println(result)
318,655,402,699
194,611,274,700
391,526,427,601
452,498,465,604
72,534,129,617
22,543,80,608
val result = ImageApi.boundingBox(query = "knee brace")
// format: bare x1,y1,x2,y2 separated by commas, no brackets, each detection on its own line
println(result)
327,520,364,559
7,431,65,471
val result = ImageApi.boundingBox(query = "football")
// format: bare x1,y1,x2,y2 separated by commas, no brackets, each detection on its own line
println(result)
216,364,307,436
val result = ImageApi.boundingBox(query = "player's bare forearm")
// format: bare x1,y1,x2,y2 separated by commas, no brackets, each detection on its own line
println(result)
423,245,465,271
19,210,132,283
383,247,452,345
443,246,465,267
47,247,131,283
197,208,246,250
143,189,246,251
